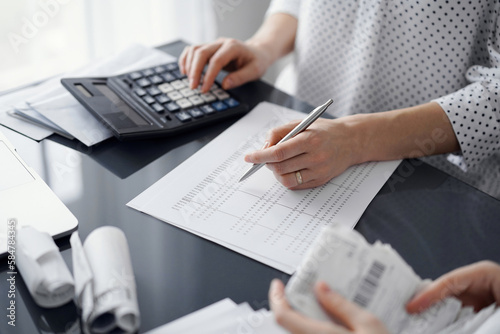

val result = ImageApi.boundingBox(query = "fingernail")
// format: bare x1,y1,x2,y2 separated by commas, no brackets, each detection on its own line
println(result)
261,141,270,150
201,82,209,93
224,78,234,90
317,281,331,293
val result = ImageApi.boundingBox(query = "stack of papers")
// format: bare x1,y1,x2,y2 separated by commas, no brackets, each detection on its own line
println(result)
286,224,500,334
146,298,287,334
0,44,176,146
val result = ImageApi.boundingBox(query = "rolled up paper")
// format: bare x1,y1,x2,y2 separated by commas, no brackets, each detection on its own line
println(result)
71,226,140,333
16,226,75,308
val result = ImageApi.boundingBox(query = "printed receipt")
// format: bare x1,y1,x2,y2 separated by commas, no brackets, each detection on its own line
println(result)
285,225,497,334
71,227,140,334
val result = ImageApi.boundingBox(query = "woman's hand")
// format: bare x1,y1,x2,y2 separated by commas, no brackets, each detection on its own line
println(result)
179,37,273,92
244,102,460,190
406,261,500,313
244,117,364,190
269,279,390,334
178,13,297,93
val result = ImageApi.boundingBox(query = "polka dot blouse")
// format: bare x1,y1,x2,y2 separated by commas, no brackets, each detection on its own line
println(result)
267,0,500,199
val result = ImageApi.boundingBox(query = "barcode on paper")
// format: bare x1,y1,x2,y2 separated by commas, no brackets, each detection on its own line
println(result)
353,260,386,308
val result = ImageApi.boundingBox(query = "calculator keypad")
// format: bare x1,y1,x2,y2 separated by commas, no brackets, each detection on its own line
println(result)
116,62,242,128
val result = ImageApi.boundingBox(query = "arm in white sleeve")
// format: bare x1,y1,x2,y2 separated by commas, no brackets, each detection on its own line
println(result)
266,0,301,19
434,10,500,171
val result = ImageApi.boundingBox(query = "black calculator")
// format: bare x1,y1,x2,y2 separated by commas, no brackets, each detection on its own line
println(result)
61,62,248,140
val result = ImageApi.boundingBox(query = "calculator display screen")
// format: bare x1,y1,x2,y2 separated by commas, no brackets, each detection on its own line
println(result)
95,83,148,126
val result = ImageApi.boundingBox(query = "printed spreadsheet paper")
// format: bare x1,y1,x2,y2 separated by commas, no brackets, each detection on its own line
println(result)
127,102,401,273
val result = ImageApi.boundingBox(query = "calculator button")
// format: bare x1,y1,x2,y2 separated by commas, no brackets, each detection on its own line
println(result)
165,63,178,71
152,103,164,113
167,91,183,101
171,80,185,90
182,78,190,86
188,108,204,118
154,66,166,74
156,94,171,104
143,95,156,104
129,72,142,80
200,92,216,102
177,98,193,109
212,101,228,111
150,75,163,85
142,68,155,76
162,72,176,82
212,88,230,100
175,111,192,122
158,83,174,93
136,78,151,88
180,87,195,98
188,95,204,106
209,84,219,91
134,88,147,97
172,69,186,79
147,87,162,96
223,97,240,107
200,105,216,115
166,102,180,112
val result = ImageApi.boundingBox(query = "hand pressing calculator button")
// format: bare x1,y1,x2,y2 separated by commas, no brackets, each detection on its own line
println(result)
61,61,248,140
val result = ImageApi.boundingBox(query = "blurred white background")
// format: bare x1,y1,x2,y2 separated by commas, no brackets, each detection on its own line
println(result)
1,0,273,92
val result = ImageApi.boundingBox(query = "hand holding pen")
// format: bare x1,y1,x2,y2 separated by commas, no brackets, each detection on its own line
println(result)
239,99,333,182
241,99,366,190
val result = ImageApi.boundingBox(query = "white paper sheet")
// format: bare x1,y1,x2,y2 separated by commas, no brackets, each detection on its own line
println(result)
146,298,238,334
0,85,53,141
437,304,497,334
146,299,287,334
10,104,74,139
286,225,462,334
29,45,177,146
473,308,500,334
1,44,176,146
128,102,401,273
286,224,498,334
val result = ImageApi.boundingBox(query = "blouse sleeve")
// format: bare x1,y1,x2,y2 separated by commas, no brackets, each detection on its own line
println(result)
265,0,301,19
434,10,500,172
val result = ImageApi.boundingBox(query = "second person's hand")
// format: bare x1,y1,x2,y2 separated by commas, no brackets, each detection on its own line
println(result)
269,279,390,334
406,261,500,313
178,37,273,93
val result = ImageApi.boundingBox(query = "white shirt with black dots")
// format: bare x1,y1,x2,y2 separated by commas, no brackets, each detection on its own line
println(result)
267,0,500,199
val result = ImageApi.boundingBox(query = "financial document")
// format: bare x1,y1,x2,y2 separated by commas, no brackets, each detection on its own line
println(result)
128,102,401,273
286,224,498,334
1,44,176,145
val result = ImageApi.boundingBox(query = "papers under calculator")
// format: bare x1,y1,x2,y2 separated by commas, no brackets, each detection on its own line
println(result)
61,62,248,140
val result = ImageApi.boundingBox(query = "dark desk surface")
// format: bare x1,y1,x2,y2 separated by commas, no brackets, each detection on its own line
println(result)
1,40,500,334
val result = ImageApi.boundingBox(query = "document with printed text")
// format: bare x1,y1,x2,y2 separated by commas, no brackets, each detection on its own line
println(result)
128,102,401,273
286,224,498,334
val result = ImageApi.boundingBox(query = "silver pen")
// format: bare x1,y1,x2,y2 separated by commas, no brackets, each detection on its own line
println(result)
238,99,333,182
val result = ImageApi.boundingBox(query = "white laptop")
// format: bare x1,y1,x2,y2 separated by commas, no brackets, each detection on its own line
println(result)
0,130,78,255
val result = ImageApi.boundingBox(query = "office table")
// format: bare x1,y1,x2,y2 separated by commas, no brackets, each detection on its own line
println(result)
1,40,500,334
